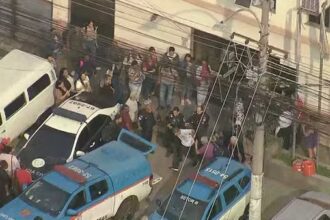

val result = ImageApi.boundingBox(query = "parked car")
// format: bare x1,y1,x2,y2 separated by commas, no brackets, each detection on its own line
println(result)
272,191,330,220
18,92,120,179
149,157,251,220
0,129,157,220
0,49,56,143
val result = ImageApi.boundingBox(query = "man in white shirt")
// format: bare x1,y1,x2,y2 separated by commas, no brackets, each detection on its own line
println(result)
0,146,20,177
275,110,293,150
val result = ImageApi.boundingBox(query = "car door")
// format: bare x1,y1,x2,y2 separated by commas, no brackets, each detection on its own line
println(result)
63,189,88,220
203,196,223,220
79,178,115,219
219,183,244,220
85,114,111,151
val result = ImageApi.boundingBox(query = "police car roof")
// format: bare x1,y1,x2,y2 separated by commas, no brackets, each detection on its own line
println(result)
58,98,99,121
177,157,250,202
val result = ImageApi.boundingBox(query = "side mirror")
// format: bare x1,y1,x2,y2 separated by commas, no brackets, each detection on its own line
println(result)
23,133,30,140
75,151,85,157
156,199,162,208
66,209,78,216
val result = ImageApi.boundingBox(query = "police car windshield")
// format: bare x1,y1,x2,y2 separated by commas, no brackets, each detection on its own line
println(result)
21,125,75,162
158,190,208,220
21,179,70,217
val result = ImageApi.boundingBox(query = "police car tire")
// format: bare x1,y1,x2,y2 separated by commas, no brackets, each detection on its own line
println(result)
113,196,139,220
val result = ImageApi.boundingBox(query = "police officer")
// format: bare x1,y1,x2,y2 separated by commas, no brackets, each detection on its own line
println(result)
138,99,156,141
165,107,185,156
166,106,185,129
186,105,209,140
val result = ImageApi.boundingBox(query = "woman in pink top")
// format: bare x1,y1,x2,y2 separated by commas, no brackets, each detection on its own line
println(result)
195,136,215,163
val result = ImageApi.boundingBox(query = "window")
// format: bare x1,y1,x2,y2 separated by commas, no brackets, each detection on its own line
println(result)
68,191,86,210
89,180,108,200
239,176,250,189
27,74,51,100
318,214,330,220
302,0,319,15
309,7,330,28
223,185,240,206
0,113,2,126
4,93,26,119
76,127,90,151
251,0,276,12
235,0,251,7
206,197,222,220
88,115,109,136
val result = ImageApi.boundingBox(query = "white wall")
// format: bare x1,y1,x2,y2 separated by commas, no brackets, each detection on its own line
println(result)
114,1,192,55
52,0,70,26
117,0,330,113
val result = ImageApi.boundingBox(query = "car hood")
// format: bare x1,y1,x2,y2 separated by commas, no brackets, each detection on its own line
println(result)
0,198,52,220
149,212,169,220
19,153,66,180
272,198,324,220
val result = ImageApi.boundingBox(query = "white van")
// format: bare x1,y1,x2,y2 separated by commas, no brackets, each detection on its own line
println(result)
0,49,56,143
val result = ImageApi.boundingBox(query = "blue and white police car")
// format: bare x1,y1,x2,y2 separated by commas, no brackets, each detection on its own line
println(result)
0,130,156,220
18,92,120,179
149,157,251,220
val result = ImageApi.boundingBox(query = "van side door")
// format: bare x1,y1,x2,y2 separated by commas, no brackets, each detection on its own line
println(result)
0,110,6,138
79,178,115,219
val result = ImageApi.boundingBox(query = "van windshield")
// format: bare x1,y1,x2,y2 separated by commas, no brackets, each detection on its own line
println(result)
21,179,70,216
19,125,75,169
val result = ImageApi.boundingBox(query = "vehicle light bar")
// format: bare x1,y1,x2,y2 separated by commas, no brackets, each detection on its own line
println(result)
54,165,86,184
188,172,219,189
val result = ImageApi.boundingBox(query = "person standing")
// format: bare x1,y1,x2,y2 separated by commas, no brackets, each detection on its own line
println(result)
302,124,319,159
170,128,195,171
0,145,20,177
83,21,97,59
13,163,32,194
125,94,138,124
142,55,158,99
180,54,195,105
195,59,211,106
75,72,92,93
195,136,216,165
275,109,293,150
58,67,74,92
164,107,185,156
138,99,156,141
53,80,70,106
186,105,210,140
158,47,179,109
128,60,145,102
0,160,10,207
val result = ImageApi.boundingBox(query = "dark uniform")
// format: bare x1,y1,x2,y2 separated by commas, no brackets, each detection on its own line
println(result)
187,111,209,139
165,111,185,155
138,109,156,141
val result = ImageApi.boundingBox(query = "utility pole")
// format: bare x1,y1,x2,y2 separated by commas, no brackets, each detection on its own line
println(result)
292,0,302,159
249,0,270,219
249,125,265,220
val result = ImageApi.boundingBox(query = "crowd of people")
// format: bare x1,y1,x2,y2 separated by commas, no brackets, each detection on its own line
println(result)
48,20,252,172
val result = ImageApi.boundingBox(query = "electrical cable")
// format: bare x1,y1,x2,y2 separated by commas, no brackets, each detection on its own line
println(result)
176,42,247,220
1,1,328,127
160,38,237,220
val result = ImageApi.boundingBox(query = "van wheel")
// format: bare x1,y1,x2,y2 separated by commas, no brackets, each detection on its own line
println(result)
239,204,249,220
113,196,139,220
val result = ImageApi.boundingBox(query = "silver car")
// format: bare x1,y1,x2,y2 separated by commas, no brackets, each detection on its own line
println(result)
272,191,330,220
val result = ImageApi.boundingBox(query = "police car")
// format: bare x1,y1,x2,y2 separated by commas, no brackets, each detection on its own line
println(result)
149,157,251,220
0,130,156,220
18,92,120,179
